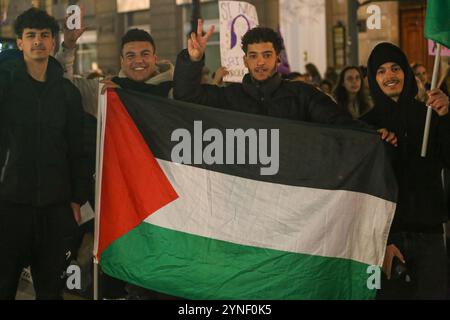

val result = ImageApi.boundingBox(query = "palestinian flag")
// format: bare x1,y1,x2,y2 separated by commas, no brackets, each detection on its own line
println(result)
94,89,397,300
425,0,450,49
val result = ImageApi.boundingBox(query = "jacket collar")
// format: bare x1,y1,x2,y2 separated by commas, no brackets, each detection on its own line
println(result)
242,72,282,100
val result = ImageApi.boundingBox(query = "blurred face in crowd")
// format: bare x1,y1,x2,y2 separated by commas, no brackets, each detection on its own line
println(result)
17,28,55,62
121,41,157,82
244,42,279,81
320,82,332,95
414,65,428,86
376,62,405,102
343,68,361,95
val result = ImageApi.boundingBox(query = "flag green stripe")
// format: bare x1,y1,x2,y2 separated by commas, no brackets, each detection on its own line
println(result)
101,222,377,300
425,0,450,48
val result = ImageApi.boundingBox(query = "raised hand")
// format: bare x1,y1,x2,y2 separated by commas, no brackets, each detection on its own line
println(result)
63,9,88,49
212,66,229,86
188,19,215,62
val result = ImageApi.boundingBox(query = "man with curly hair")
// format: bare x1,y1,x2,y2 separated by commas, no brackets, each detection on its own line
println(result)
0,8,88,299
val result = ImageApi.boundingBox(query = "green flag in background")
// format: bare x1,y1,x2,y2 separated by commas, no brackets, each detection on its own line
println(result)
425,0,450,48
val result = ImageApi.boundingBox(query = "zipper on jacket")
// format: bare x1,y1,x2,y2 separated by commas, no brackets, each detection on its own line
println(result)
37,98,42,205
0,150,10,183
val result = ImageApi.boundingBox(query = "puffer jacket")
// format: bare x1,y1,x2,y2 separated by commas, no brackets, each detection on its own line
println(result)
174,49,367,128
0,55,89,207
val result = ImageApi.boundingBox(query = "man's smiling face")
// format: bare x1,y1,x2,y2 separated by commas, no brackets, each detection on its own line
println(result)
376,62,405,102
121,41,157,82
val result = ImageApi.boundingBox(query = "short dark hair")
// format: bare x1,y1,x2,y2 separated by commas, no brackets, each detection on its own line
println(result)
14,7,60,38
241,27,283,55
121,29,156,55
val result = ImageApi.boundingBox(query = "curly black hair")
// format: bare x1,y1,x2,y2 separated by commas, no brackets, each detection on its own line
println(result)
121,29,156,55
14,7,60,38
241,27,283,55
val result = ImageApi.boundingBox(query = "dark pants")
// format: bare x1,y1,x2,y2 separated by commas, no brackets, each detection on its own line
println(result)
377,232,448,300
0,202,79,300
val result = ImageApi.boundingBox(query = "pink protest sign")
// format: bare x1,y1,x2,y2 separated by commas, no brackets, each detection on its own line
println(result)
428,40,450,56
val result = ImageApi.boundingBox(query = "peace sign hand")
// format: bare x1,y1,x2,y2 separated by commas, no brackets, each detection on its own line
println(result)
188,19,215,62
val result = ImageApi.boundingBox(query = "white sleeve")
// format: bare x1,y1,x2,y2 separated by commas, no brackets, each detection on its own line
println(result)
55,42,77,80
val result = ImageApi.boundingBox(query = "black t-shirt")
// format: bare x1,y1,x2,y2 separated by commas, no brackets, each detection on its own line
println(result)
28,74,47,98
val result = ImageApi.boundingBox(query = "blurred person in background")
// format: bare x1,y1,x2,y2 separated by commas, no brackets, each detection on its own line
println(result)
333,66,372,119
305,62,321,85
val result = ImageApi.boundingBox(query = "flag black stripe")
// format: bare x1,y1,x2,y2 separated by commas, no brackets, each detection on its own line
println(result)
116,89,397,202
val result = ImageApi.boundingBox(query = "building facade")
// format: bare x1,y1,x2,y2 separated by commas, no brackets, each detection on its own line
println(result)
0,0,444,79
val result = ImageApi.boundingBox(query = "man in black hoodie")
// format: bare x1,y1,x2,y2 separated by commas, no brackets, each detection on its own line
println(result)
0,8,88,299
362,42,450,299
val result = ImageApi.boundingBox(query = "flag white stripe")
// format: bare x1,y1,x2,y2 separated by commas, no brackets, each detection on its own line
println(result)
145,159,395,266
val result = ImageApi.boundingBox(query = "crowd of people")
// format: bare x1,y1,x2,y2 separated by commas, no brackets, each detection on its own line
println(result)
1,7,450,300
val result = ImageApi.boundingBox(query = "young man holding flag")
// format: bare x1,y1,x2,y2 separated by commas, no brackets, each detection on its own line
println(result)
58,25,177,300
58,28,174,118
174,20,397,145
362,42,450,299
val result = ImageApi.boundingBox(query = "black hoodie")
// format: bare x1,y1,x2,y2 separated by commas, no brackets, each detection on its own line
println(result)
362,42,450,238
0,55,89,207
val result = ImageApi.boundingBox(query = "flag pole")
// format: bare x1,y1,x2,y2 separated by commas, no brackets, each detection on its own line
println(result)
93,82,107,300
421,42,442,157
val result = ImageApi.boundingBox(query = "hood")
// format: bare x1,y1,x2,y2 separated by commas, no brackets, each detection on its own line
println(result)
365,42,418,131
117,59,174,84
367,42,418,108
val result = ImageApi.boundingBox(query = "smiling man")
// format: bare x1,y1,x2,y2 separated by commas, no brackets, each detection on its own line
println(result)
376,62,405,101
57,28,174,118
362,42,450,299
103,29,173,96
0,8,88,299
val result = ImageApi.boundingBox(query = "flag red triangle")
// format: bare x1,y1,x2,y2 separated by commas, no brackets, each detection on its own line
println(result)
97,90,178,260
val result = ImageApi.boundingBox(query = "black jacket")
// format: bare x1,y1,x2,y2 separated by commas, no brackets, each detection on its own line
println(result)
362,42,450,237
174,49,366,128
0,55,89,207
